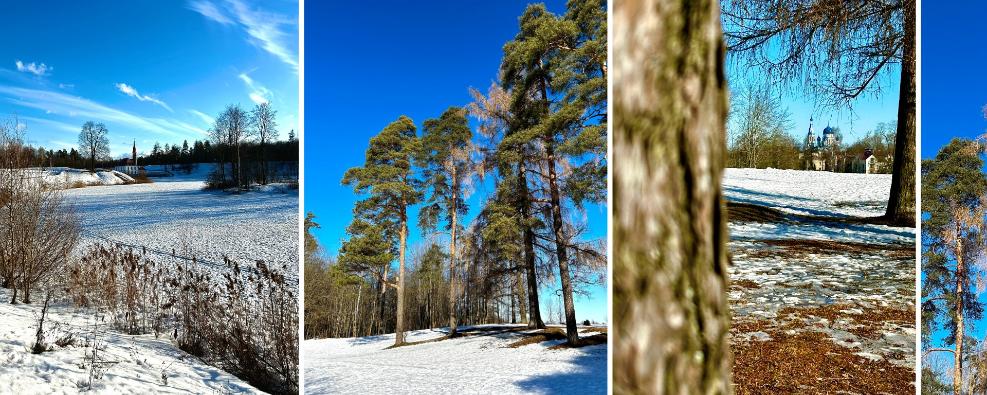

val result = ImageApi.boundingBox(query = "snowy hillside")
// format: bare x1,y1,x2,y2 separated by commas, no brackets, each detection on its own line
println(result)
0,289,260,394
304,325,607,394
20,167,136,189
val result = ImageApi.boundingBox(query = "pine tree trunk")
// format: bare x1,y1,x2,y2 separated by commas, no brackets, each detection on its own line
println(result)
613,0,732,393
352,282,362,337
546,141,578,344
517,269,528,324
519,162,545,329
884,1,916,226
448,178,459,337
395,216,408,346
955,225,965,395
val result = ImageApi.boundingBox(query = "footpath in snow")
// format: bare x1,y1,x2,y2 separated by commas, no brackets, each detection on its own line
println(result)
304,325,607,394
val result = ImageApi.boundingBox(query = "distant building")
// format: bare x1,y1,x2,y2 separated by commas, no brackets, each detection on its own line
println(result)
801,117,842,171
851,148,878,174
800,117,880,173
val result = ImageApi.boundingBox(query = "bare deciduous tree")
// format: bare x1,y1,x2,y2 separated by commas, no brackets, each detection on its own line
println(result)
252,103,278,185
78,121,109,172
1,117,81,304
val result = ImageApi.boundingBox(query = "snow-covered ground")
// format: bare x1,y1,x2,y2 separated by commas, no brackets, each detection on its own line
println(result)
725,168,915,368
724,168,892,218
0,289,260,394
63,163,298,279
0,162,298,393
16,167,136,189
304,325,607,394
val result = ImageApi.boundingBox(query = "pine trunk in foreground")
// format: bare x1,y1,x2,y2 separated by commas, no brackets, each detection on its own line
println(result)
613,0,732,393
884,2,916,226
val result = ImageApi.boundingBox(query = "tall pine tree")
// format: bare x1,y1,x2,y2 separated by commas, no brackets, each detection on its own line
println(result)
342,116,422,346
922,138,987,394
418,106,474,337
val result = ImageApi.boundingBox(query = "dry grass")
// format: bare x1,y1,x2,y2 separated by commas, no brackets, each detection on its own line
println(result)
582,326,608,334
131,174,153,184
504,327,608,349
548,333,607,349
732,304,915,394
726,202,789,224
506,328,568,348
778,304,914,340
733,329,914,395
732,279,761,289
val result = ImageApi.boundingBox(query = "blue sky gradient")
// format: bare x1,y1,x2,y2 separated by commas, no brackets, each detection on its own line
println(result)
303,0,608,323
0,0,298,157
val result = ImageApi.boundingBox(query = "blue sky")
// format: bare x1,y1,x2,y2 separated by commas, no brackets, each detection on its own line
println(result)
725,41,900,145
304,0,608,323
0,0,298,157
921,1,987,380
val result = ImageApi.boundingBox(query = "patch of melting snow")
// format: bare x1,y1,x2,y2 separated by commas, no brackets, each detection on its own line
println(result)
726,168,915,369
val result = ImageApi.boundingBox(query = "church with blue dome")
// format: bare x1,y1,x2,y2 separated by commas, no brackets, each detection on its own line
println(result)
802,116,843,171
804,116,840,151
801,116,879,173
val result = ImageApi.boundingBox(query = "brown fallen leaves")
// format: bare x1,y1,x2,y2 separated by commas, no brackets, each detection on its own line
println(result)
733,304,915,394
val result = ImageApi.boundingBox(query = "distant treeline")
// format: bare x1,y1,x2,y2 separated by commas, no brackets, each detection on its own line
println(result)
140,138,299,166
7,137,298,170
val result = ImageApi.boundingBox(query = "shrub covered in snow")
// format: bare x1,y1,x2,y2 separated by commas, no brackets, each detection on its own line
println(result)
67,243,298,394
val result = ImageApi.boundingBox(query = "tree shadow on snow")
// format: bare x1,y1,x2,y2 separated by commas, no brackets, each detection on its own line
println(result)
513,345,607,394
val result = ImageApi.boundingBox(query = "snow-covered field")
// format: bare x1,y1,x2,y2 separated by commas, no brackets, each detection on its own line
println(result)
0,163,298,394
725,168,915,368
304,325,607,394
0,289,260,394
724,168,892,218
63,163,298,278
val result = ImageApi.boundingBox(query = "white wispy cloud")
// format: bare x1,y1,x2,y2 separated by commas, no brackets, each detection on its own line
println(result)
0,86,207,138
15,60,50,76
188,109,215,125
188,0,298,70
18,116,80,134
115,83,173,112
188,0,234,25
238,72,271,105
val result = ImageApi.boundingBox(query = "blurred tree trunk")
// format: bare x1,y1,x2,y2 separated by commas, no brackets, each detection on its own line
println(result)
613,0,732,393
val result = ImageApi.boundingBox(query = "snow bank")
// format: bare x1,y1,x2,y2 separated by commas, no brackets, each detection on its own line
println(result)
23,167,135,189
0,289,260,394
304,325,606,394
